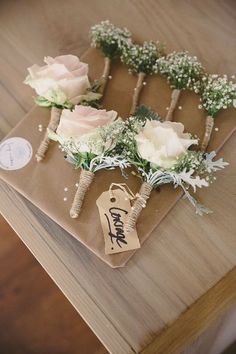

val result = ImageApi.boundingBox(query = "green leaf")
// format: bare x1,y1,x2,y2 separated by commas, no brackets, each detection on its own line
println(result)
34,96,52,107
88,79,102,93
133,105,161,122
62,101,74,110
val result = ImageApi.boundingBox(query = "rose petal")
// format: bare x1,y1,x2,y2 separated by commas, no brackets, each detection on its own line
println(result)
36,63,69,80
25,55,90,98
25,76,57,96
135,119,199,169
45,55,88,74
58,76,90,102
56,105,118,139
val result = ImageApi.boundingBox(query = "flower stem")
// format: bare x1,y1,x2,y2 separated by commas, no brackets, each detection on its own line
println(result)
70,169,95,218
35,106,62,162
99,57,111,95
201,115,214,151
125,181,152,233
165,88,181,121
130,72,146,115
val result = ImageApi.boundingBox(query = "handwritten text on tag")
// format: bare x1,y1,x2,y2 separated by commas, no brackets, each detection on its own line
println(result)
96,189,140,254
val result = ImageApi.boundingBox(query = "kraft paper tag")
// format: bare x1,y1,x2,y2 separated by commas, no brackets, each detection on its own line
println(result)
96,189,140,255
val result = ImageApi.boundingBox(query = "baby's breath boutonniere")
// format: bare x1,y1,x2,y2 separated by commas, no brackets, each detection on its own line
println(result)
194,74,236,151
118,106,228,232
24,55,101,161
49,105,129,218
90,20,131,95
121,41,164,115
155,51,204,121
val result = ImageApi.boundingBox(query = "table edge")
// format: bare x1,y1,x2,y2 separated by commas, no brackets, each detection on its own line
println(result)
1,181,236,354
0,181,134,354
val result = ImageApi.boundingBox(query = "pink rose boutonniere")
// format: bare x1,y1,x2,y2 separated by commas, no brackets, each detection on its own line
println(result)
49,105,128,218
117,107,228,233
24,55,101,162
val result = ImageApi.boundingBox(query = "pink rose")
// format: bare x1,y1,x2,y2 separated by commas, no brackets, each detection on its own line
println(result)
24,55,90,104
56,105,117,139
135,120,198,169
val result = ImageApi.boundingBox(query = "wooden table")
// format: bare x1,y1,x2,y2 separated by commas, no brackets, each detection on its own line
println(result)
0,1,236,353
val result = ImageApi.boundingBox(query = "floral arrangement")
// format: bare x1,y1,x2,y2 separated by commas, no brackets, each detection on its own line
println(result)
121,41,164,114
194,74,236,151
24,55,101,161
116,106,228,232
49,105,129,218
90,20,131,94
23,22,235,250
154,51,204,121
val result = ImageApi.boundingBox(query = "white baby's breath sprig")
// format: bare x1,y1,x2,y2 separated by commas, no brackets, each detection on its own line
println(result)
154,51,204,121
90,20,132,95
121,41,164,75
121,41,164,114
90,20,131,59
155,51,204,90
195,74,236,151
195,74,236,117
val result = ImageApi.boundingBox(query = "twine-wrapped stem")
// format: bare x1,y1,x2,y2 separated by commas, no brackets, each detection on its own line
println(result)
165,88,181,121
201,115,214,151
70,169,95,218
125,182,153,233
130,72,146,115
35,106,62,162
99,57,111,95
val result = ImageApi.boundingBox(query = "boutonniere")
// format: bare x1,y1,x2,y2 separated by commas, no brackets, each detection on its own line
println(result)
118,106,228,232
49,105,129,218
90,20,131,95
155,51,204,121
194,74,236,151
24,55,101,161
121,41,164,114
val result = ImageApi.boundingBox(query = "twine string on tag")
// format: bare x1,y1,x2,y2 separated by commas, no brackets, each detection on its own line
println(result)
109,183,135,202
108,182,152,233
109,182,149,207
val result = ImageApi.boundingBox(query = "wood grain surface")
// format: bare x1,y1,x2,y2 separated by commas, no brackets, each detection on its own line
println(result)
0,215,107,354
0,1,236,353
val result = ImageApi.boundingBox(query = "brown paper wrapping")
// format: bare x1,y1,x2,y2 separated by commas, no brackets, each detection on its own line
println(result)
0,48,235,268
